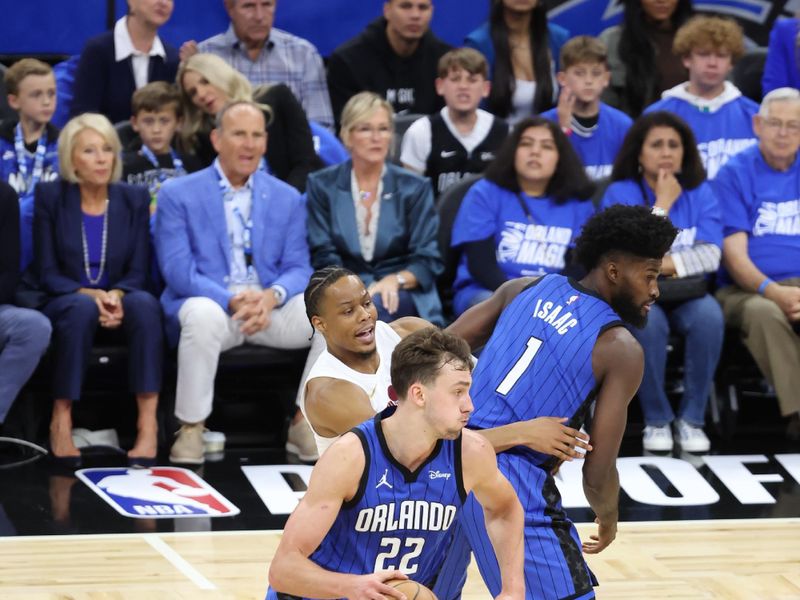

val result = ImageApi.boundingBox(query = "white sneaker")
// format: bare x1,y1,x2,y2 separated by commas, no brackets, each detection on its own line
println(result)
286,418,319,462
673,419,710,453
642,425,674,451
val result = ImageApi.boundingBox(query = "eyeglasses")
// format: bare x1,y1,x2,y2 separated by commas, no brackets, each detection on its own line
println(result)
351,124,392,137
761,118,800,134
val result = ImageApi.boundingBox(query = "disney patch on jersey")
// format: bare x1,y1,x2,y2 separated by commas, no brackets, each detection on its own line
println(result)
77,467,240,519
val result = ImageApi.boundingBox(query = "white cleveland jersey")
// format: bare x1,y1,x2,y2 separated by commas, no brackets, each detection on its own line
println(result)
299,321,402,455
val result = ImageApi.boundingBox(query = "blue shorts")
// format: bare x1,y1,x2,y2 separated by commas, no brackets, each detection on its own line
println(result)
458,451,597,600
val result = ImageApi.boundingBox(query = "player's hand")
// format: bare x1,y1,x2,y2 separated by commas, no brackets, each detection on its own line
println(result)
518,417,592,461
179,40,199,62
654,168,682,212
764,284,800,322
368,276,401,315
556,84,575,130
582,516,617,554
344,570,408,599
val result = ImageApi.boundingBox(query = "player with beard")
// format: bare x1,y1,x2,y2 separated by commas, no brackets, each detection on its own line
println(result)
443,204,678,600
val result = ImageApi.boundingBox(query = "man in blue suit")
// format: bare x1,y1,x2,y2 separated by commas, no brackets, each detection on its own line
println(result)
156,101,313,465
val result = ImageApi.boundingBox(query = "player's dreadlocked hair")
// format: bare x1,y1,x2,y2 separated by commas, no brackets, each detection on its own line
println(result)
574,205,678,271
304,266,359,326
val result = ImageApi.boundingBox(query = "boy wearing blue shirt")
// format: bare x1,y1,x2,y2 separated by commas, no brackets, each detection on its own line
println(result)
122,82,200,215
645,16,758,179
541,36,632,181
0,59,60,270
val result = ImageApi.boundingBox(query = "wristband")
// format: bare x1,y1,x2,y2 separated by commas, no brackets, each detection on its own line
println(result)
651,206,667,217
561,126,573,136
757,278,774,295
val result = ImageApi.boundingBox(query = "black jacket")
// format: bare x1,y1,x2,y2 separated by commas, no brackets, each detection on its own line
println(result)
0,182,19,304
327,17,451,129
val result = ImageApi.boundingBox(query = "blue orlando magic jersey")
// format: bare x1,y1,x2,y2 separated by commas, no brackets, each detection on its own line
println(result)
469,274,622,466
309,413,466,592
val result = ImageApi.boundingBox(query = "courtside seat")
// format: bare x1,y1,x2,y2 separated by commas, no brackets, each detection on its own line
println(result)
389,112,423,164
732,47,767,104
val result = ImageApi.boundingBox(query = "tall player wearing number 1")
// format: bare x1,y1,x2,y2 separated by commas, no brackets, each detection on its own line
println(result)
448,205,678,600
268,328,524,600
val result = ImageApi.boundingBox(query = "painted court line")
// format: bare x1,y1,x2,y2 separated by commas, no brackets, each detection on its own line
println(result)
143,533,217,590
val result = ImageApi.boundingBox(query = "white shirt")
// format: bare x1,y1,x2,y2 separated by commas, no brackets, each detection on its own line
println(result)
509,79,537,126
350,167,385,263
113,16,167,90
214,160,259,291
400,107,496,172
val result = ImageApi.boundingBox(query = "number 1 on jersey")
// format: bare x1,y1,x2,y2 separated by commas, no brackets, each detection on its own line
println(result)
496,336,543,395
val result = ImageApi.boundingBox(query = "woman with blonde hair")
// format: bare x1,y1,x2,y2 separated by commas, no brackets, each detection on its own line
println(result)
32,113,163,466
306,92,443,324
177,53,320,191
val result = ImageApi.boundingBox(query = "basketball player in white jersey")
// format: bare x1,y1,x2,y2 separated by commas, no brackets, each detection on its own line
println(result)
300,266,592,458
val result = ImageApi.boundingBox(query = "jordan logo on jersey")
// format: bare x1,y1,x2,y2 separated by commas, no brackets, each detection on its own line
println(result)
376,469,393,490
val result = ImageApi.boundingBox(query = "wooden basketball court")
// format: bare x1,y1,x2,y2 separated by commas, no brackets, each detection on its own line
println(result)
1,518,797,599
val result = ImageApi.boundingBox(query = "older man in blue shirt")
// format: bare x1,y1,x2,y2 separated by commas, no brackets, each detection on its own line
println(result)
156,100,314,464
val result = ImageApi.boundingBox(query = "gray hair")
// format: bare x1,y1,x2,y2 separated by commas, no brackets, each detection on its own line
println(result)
214,100,267,130
759,87,800,117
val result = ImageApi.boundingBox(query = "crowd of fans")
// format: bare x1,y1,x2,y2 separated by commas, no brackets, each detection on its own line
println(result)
2,0,800,467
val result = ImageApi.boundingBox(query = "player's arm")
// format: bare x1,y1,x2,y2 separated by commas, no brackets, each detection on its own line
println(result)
304,378,377,439
477,417,592,460
446,277,538,349
389,316,434,337
581,327,643,554
461,430,525,600
268,433,407,599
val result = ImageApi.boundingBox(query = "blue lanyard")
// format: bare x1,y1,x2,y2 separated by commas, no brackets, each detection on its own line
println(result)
14,123,47,192
140,145,186,181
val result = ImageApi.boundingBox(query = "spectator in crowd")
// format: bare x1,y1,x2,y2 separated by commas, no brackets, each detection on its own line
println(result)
306,92,444,325
401,48,508,198
0,59,61,271
465,0,569,124
645,15,757,179
180,0,334,130
33,114,162,465
122,82,202,212
177,53,320,192
71,0,178,124
450,116,595,316
0,182,51,437
601,111,722,453
327,0,451,129
600,0,694,117
762,15,800,96
541,36,632,181
714,88,800,441
156,101,314,465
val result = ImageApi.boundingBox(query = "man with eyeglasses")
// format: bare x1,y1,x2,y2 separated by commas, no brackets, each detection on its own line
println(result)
713,87,800,441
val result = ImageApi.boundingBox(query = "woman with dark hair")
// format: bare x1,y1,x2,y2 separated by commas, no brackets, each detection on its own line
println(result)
600,110,722,454
465,0,569,124
600,0,694,117
450,116,594,315
762,15,800,95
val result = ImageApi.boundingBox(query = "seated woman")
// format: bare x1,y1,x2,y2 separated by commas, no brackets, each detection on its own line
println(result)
176,53,321,192
306,92,444,325
465,0,569,124
451,116,595,316
34,113,163,465
762,15,800,96
600,110,723,453
600,0,694,117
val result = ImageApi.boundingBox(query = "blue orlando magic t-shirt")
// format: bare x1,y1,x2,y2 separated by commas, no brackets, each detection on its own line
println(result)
451,178,595,311
541,102,632,180
600,178,722,254
713,144,800,285
645,96,758,179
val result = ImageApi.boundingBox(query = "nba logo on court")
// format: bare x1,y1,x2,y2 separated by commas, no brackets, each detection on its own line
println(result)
76,467,240,519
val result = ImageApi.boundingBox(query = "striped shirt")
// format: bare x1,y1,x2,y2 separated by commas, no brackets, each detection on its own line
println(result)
199,25,334,129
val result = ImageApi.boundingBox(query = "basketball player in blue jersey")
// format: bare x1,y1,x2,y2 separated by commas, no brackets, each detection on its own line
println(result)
446,205,679,600
268,328,525,600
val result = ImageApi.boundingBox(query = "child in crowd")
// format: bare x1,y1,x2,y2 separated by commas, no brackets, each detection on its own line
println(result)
122,81,200,214
0,59,60,270
541,36,632,181
400,47,508,198
645,15,757,179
